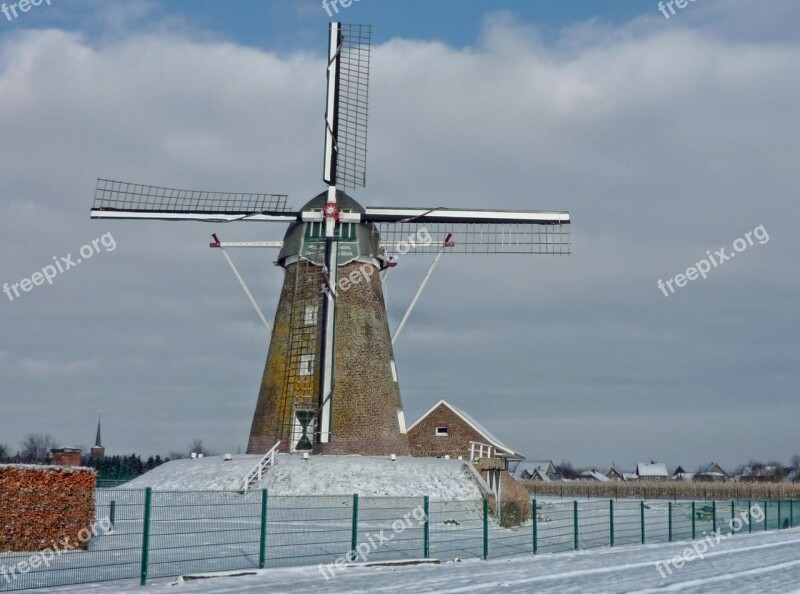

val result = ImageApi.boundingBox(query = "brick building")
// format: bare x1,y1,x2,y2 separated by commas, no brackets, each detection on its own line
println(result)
407,399,523,470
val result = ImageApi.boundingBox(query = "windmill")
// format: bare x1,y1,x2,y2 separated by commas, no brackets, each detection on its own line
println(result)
90,23,571,457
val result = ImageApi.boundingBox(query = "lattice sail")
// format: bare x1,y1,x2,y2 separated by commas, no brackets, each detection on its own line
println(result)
375,221,571,255
91,179,292,220
335,24,371,190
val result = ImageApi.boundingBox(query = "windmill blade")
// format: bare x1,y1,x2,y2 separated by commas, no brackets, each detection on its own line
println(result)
363,206,570,225
376,221,570,254
363,206,570,254
90,179,297,222
324,23,371,190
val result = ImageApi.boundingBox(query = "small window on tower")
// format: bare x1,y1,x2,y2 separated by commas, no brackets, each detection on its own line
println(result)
435,426,448,437
304,305,318,326
299,354,315,376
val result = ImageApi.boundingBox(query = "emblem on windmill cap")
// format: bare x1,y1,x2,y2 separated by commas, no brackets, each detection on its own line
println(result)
278,190,388,270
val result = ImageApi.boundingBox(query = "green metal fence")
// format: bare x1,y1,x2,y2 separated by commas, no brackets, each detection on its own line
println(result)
0,491,796,591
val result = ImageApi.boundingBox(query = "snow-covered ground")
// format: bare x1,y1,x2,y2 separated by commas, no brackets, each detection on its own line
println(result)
124,454,484,500
41,527,800,593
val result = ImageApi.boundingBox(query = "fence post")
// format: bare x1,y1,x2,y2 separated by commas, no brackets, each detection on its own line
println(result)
140,487,152,587
259,490,268,569
731,500,735,532
350,494,359,561
109,500,116,528
691,501,696,540
668,502,672,542
712,501,717,534
531,499,538,554
640,500,645,545
560,486,563,499
609,499,614,547
748,500,752,533
423,496,430,558
573,501,579,550
791,500,794,529
764,500,768,531
482,498,489,560
778,501,782,529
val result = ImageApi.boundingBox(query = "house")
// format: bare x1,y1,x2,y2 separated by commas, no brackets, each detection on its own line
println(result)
672,465,695,481
510,460,560,481
407,399,524,470
691,462,728,482
635,461,669,481
622,472,638,481
707,463,729,479
739,465,784,483
578,469,611,482
606,467,625,481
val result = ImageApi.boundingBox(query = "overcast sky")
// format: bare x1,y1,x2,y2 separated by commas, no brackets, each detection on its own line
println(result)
1,0,798,471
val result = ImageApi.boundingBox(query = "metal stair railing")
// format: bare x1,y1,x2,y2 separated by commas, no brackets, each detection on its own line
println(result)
241,441,281,493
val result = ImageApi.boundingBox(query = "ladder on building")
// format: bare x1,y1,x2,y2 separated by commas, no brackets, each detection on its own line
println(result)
241,441,281,493
278,259,324,450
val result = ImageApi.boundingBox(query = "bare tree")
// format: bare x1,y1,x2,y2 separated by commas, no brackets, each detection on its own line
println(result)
0,443,9,462
790,455,800,473
19,434,58,463
189,439,205,456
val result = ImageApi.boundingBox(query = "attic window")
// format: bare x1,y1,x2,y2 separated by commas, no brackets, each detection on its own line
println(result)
435,426,448,437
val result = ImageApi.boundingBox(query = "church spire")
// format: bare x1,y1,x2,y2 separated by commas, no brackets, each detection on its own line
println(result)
95,411,102,448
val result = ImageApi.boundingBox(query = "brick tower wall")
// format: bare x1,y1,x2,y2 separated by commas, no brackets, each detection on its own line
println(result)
248,260,410,456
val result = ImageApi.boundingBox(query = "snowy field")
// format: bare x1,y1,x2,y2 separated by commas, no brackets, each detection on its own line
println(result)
40,527,800,593
1,491,791,592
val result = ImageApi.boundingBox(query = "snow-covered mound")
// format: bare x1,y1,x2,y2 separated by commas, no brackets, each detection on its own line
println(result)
124,455,259,491
123,454,484,500
259,455,483,500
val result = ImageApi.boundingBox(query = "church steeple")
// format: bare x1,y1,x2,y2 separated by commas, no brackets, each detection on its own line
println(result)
95,413,102,448
90,412,105,460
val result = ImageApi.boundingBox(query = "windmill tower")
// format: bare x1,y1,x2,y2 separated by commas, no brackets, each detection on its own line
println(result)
90,23,571,456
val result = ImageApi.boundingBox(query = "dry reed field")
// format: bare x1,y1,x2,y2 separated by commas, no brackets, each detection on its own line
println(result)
524,480,800,501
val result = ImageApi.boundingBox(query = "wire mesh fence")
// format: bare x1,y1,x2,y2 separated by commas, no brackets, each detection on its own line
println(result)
0,490,797,591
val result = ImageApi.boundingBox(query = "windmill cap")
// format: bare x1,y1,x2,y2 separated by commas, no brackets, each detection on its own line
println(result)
278,190,388,269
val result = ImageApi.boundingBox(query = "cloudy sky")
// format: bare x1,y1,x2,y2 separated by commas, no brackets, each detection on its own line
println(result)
1,0,798,471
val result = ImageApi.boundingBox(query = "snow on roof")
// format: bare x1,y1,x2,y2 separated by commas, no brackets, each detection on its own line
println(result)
408,399,522,458
511,460,555,480
622,473,638,481
124,454,484,500
578,470,611,482
636,462,669,477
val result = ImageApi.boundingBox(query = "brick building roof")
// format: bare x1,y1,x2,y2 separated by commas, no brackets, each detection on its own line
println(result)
408,399,523,458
